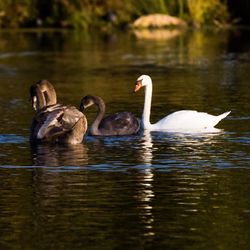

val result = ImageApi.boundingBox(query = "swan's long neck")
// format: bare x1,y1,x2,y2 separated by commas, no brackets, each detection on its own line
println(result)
142,82,152,129
90,96,105,135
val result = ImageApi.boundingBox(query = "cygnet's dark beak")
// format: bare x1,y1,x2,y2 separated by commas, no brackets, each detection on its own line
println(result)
79,102,85,112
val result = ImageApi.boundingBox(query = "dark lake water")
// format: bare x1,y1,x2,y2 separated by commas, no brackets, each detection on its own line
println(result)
1,28,250,249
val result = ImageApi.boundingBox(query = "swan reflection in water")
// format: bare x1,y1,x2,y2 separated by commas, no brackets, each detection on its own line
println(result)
161,128,225,159
139,130,154,166
30,142,88,167
135,129,226,238
136,130,155,237
138,128,224,166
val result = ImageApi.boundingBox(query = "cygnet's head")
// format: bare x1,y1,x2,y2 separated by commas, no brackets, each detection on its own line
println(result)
79,95,95,111
79,95,105,112
29,80,57,111
134,75,152,93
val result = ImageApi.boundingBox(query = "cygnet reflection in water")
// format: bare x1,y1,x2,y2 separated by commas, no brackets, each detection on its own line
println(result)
30,142,88,167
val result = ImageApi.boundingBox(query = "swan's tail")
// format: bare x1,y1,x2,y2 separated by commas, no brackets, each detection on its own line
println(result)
218,111,231,120
213,111,231,127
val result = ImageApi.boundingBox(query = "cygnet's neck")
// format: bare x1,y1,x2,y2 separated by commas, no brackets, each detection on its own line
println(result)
90,96,105,135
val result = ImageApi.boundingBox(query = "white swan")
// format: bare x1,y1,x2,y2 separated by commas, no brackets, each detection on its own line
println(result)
134,75,231,132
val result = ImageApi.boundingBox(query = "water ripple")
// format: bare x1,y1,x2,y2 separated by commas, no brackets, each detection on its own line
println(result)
0,134,27,144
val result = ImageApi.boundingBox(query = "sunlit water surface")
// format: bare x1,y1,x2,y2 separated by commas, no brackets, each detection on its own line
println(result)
0,29,250,249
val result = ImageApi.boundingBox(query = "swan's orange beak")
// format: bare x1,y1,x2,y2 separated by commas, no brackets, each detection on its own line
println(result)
134,80,142,93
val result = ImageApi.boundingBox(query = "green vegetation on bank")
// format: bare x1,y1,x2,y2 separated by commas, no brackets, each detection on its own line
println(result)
0,0,237,29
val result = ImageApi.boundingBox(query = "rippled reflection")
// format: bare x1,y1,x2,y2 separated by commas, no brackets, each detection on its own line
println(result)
137,168,155,237
138,130,228,172
30,142,88,166
165,129,224,148
135,131,155,237
139,130,154,166
134,130,227,237
1,29,250,250
133,29,184,41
